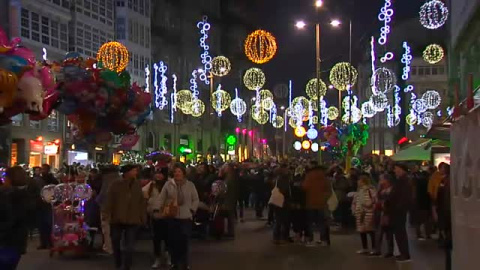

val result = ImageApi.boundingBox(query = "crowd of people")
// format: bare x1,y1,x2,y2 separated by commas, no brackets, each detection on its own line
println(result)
0,157,453,270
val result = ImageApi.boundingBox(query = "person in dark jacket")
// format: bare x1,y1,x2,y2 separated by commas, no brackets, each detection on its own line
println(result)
386,163,413,262
37,164,58,249
412,166,432,240
220,164,239,238
271,165,291,244
0,166,29,270
106,164,146,270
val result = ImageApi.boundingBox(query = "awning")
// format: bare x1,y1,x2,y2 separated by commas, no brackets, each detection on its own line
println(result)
392,139,450,161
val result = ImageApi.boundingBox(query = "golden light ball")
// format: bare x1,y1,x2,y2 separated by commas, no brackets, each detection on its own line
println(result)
175,90,193,111
211,56,231,77
244,29,277,64
423,44,444,64
211,89,232,112
255,110,269,125
272,116,284,128
244,68,266,90
295,126,306,138
306,78,327,100
191,99,205,117
96,41,129,72
329,62,358,91
327,106,339,120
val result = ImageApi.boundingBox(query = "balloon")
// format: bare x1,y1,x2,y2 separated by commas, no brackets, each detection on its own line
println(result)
64,51,82,61
0,69,18,112
54,183,74,202
95,130,113,144
8,46,36,65
57,98,78,115
73,184,93,201
17,74,44,114
77,112,96,134
41,184,57,203
211,180,227,196
29,88,59,121
0,55,29,75
119,134,140,149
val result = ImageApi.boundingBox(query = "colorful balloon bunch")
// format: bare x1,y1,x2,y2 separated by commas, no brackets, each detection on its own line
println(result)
0,27,55,124
320,125,340,147
56,53,152,145
340,123,369,156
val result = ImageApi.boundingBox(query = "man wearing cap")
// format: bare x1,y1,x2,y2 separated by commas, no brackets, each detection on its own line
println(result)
106,164,146,270
386,162,413,263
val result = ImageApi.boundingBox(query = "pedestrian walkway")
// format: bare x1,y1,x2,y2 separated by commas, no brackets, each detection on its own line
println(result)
18,214,445,270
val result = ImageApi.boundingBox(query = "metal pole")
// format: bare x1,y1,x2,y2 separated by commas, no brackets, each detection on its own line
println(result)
349,20,352,63
316,23,322,164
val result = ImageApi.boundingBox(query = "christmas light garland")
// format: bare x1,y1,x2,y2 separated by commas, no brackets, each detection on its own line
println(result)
419,0,449,30
154,61,168,110
144,65,150,93
197,16,212,84
378,0,393,45
401,42,412,80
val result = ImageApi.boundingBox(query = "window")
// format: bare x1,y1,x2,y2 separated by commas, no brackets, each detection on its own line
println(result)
139,0,144,14
11,114,23,127
47,110,59,132
439,66,445,74
85,0,91,9
145,0,150,17
133,0,138,11
116,18,126,39
411,66,417,76
418,67,424,76
128,19,133,41
128,0,132,9
145,26,150,48
139,23,144,45
432,67,438,75
425,67,431,75
29,119,41,129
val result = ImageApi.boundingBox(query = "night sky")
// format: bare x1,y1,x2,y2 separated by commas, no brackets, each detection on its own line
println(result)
246,0,426,101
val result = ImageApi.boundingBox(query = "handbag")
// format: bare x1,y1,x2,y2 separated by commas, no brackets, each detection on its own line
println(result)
327,185,339,212
268,179,285,208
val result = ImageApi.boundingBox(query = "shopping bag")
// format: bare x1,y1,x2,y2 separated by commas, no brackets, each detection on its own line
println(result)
327,187,339,212
268,180,285,207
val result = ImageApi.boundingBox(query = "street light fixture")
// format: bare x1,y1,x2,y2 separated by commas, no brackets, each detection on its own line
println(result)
295,21,306,29
315,0,324,8
330,19,341,27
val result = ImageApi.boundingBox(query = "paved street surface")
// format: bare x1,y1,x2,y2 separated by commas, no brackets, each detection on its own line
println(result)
18,212,445,270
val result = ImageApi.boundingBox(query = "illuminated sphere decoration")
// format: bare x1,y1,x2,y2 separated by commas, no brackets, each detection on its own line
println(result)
289,117,298,128
306,78,327,100
406,113,417,125
191,99,205,117
97,41,129,72
423,44,444,64
212,89,232,113
302,140,311,150
293,141,302,151
371,67,396,95
370,93,389,112
419,0,449,30
311,143,319,152
361,102,376,118
272,115,284,128
255,110,269,125
244,29,277,64
413,98,428,113
262,97,275,111
422,112,434,128
181,102,193,115
243,68,266,90
342,107,362,124
312,115,319,124
211,56,231,77
292,96,310,116
295,126,306,138
327,106,339,120
310,100,318,112
175,90,193,111
307,128,318,140
422,90,441,109
329,62,358,91
230,98,247,117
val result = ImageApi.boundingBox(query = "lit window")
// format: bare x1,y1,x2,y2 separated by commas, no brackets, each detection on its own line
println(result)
47,110,59,132
11,114,24,127
29,119,41,129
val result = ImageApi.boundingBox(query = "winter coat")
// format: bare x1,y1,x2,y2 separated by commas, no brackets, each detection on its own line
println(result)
224,174,240,211
142,180,167,217
428,171,443,202
159,179,199,220
352,185,377,232
384,174,413,224
105,178,146,226
96,172,121,212
0,186,29,254
303,168,331,210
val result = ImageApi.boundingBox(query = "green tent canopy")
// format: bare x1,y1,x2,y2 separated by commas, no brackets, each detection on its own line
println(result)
392,139,450,161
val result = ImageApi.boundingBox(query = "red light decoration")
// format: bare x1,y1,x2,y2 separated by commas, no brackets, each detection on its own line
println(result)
36,136,43,141
398,137,409,145
242,129,247,135
248,130,253,137
235,127,241,133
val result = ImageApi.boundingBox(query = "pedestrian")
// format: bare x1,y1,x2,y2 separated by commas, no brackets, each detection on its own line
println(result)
238,169,251,222
0,166,30,270
333,167,352,229
96,165,121,254
386,163,413,262
105,164,146,270
271,165,291,245
303,163,331,247
436,164,452,270
290,167,307,244
352,174,377,255
412,165,432,240
159,163,199,270
371,173,394,257
143,167,170,269
37,164,58,250
220,163,239,238
428,162,446,241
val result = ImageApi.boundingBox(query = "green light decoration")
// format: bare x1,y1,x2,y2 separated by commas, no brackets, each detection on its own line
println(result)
226,135,237,146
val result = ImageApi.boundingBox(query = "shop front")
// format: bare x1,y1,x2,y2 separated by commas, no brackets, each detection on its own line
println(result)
29,138,44,167
44,140,61,169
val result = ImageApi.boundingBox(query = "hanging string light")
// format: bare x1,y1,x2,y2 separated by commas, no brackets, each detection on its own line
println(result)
419,0,449,30
320,98,328,126
211,56,231,77
244,30,277,64
370,37,377,95
170,74,177,123
378,0,393,45
97,41,129,72
413,98,428,113
370,93,388,112
191,99,205,117
190,70,200,99
380,52,394,63
393,85,401,125
197,16,212,84
144,65,150,93
305,78,327,100
154,61,168,110
244,68,266,90
401,42,412,80
423,44,444,64
329,62,358,91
